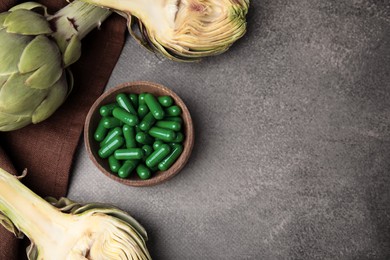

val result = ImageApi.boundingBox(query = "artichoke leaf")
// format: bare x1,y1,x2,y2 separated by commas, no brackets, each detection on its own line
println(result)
0,73,47,114
0,29,32,76
26,243,38,260
0,212,24,239
32,73,69,124
0,12,9,29
4,9,52,35
127,16,154,53
9,2,49,17
0,110,32,131
65,69,74,98
19,35,63,89
0,75,8,89
63,35,82,67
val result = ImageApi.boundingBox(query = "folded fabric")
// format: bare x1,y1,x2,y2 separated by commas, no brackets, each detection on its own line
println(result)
0,1,127,258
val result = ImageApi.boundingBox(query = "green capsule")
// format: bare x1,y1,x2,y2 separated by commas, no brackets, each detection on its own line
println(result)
171,132,184,143
114,148,144,160
142,145,153,159
113,107,139,126
94,118,109,142
164,116,183,124
136,132,154,145
136,164,152,180
138,93,146,105
98,136,124,159
129,94,138,108
158,144,184,171
145,93,165,120
155,120,181,132
165,105,182,117
139,112,156,131
153,140,164,150
146,144,171,168
158,96,173,107
102,117,122,129
123,125,137,148
116,93,137,114
108,155,121,173
99,103,117,117
149,127,176,142
100,127,122,147
138,104,149,119
118,160,139,179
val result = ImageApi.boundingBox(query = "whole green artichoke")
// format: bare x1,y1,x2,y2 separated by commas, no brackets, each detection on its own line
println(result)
0,2,111,131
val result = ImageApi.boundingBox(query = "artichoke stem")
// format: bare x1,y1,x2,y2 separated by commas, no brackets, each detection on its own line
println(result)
0,168,70,249
49,0,112,52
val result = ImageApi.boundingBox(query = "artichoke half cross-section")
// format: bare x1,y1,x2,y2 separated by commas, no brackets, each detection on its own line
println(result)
82,0,250,61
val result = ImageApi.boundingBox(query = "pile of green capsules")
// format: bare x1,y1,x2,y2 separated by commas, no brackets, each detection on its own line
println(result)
94,93,184,180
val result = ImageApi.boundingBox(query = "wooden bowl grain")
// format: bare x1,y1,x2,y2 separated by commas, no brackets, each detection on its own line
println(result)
84,81,194,187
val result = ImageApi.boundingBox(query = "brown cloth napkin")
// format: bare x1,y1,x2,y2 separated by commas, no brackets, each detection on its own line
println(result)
0,1,127,259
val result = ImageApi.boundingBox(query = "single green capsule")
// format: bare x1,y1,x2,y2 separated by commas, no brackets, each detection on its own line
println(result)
142,145,153,159
102,117,122,129
136,164,152,180
158,96,173,107
171,132,184,143
114,148,144,160
100,127,122,147
108,155,121,173
164,116,183,124
138,104,149,119
123,125,137,148
118,160,139,178
98,136,124,159
145,93,165,120
136,132,154,145
146,144,171,168
139,112,156,131
99,103,117,117
94,118,109,142
138,93,146,105
153,140,164,150
149,127,176,142
129,94,138,108
165,105,182,117
116,93,137,114
158,144,184,171
113,107,139,126
155,120,181,132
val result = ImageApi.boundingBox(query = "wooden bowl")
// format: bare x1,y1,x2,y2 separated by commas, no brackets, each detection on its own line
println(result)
84,81,194,187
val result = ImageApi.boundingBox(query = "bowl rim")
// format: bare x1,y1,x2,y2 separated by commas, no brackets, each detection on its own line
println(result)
84,81,194,187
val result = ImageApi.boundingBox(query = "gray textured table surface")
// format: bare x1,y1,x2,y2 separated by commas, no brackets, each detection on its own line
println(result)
68,1,390,259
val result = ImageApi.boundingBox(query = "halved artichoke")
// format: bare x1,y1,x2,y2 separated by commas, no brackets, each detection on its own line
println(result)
0,168,151,260
82,0,250,61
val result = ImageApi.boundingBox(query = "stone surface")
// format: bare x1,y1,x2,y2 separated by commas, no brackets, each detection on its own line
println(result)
69,1,390,259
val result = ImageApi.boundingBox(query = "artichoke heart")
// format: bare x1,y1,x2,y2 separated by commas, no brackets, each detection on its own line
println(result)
0,168,151,260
